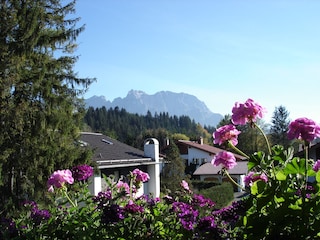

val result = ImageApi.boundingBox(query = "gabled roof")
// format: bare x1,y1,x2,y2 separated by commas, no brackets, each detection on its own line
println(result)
177,140,247,161
193,162,248,175
80,132,155,169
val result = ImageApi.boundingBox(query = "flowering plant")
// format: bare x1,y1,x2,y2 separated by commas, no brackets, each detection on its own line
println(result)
1,163,244,239
213,98,320,239
4,98,320,239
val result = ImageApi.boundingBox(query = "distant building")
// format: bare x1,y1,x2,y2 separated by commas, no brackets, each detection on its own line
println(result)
80,132,162,197
193,161,248,192
296,138,320,160
171,138,247,192
176,138,246,168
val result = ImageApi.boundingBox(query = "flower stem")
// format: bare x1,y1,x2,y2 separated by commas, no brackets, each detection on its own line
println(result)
223,169,246,192
252,122,278,180
304,141,309,189
64,190,77,208
254,122,272,155
129,175,134,200
228,141,250,159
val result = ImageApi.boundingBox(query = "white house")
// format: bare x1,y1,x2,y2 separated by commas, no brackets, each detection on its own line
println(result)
80,132,162,197
193,161,248,192
175,138,246,170
174,138,247,191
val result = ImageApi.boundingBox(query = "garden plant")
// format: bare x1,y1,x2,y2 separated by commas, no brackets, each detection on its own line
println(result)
213,98,320,239
2,98,320,239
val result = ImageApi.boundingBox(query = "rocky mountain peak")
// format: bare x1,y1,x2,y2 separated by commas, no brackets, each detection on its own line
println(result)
85,90,223,127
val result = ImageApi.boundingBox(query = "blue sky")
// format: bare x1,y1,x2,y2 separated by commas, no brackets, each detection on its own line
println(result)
74,0,320,124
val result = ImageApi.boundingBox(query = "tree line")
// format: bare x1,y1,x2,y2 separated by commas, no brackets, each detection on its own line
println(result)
83,106,214,150
84,105,296,156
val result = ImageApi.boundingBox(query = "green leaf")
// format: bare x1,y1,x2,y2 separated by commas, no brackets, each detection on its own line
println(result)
316,171,320,183
284,157,306,175
247,161,257,171
275,170,287,181
250,180,267,196
248,151,265,170
274,195,285,203
288,198,303,210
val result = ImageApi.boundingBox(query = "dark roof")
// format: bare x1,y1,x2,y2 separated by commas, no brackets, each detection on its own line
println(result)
193,161,248,175
177,140,247,161
80,132,155,168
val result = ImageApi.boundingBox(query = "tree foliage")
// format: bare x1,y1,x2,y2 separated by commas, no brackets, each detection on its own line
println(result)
270,105,291,148
84,106,214,149
160,142,188,194
0,0,94,213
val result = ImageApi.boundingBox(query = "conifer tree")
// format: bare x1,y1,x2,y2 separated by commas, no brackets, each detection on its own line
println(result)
0,0,94,212
161,142,187,194
270,105,291,148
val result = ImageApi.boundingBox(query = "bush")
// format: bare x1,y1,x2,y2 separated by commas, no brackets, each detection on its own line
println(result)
3,167,244,239
191,180,220,191
199,182,234,209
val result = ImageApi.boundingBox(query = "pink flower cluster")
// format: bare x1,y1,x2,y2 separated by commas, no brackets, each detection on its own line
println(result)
287,117,320,142
244,171,268,186
213,99,265,148
313,160,320,172
181,180,190,191
132,168,150,183
71,164,94,181
47,169,74,192
116,180,131,194
211,151,237,170
231,98,266,125
213,124,241,146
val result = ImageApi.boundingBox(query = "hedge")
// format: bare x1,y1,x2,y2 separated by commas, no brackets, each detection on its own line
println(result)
199,182,234,209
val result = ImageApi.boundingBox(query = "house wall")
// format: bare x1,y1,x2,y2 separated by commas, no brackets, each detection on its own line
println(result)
89,173,102,196
186,147,211,168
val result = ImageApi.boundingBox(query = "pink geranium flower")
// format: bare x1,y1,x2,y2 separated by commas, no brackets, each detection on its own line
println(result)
213,124,241,146
181,180,190,191
132,169,150,183
211,151,237,170
71,164,94,181
231,99,266,125
313,160,320,172
244,171,268,186
116,180,130,194
287,118,320,142
47,169,74,192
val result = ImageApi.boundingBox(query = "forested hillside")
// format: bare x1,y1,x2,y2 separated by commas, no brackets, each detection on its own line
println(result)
83,106,216,149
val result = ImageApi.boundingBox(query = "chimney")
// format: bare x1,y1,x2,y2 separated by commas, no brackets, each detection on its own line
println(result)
164,137,170,146
198,137,203,145
144,138,160,198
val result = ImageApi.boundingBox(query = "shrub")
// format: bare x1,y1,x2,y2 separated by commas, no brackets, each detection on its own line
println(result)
2,166,241,239
199,182,234,209
191,180,220,191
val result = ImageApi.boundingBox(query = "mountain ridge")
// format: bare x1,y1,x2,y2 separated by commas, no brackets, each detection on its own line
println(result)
85,90,223,127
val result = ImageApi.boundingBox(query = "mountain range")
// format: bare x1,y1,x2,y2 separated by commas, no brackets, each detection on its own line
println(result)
85,90,223,127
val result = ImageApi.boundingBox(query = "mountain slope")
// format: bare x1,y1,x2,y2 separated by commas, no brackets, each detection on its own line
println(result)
85,90,223,127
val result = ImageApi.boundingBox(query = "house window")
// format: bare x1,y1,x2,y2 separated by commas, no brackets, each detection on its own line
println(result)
192,158,199,165
201,158,207,164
